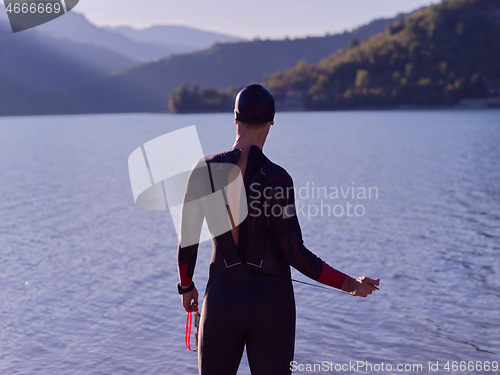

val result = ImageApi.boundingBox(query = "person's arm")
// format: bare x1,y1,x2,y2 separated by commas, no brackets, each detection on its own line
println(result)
269,176,379,297
319,261,379,296
178,244,199,311
177,162,209,311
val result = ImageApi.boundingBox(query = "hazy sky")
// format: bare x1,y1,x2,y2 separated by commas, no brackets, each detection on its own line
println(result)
76,0,438,39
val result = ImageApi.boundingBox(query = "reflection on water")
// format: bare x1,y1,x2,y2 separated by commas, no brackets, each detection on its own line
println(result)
0,110,499,374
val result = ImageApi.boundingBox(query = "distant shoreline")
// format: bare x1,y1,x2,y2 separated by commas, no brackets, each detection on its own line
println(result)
1,100,499,118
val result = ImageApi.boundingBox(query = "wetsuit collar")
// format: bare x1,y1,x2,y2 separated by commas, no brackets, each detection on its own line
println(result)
219,145,268,180
219,148,241,164
245,145,268,178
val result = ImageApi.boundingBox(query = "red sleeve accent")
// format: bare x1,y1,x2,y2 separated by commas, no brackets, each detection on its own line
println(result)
178,263,192,286
317,261,347,290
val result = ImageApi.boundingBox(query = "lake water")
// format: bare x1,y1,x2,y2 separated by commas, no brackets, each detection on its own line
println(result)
0,110,499,375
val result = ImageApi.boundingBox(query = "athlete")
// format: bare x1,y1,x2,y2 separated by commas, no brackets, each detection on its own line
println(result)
177,84,380,375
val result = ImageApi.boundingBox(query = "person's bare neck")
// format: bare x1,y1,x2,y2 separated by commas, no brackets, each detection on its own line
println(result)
232,134,265,154
231,121,271,176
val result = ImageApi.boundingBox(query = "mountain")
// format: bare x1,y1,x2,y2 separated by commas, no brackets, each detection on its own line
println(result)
0,17,137,116
0,19,134,92
72,12,412,114
31,12,175,63
32,12,244,63
0,75,85,116
104,24,243,54
262,0,500,110
0,10,246,116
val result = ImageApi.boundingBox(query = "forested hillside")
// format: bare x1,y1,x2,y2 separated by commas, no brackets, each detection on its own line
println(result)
73,13,406,114
170,0,500,113
266,0,500,110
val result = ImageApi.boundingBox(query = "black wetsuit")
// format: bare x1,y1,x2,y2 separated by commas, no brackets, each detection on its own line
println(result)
178,145,345,375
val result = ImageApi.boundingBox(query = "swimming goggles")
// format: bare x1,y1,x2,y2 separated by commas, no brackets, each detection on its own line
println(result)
185,310,200,351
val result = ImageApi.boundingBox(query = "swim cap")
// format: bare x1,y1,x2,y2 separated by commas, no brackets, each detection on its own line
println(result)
234,84,275,124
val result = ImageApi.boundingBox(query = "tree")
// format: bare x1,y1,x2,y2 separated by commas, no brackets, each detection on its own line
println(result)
168,83,232,113
348,37,360,49
355,70,369,88
168,83,200,113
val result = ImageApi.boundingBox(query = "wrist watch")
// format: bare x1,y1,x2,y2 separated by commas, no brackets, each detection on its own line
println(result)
177,282,195,294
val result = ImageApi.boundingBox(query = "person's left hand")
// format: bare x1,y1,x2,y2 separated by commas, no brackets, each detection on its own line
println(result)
346,276,380,297
181,286,199,312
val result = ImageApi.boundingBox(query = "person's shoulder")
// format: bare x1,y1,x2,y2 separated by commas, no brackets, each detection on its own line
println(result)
263,159,290,177
190,149,235,169
262,159,294,187
203,152,222,164
204,149,240,164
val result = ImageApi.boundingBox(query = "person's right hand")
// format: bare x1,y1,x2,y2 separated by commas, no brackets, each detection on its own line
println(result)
181,285,199,312
343,276,380,297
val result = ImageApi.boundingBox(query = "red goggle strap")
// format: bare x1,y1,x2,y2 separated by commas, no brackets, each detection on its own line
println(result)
185,311,195,351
